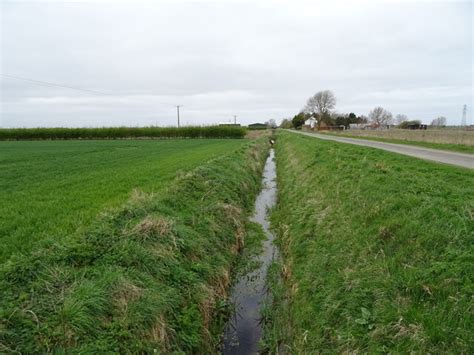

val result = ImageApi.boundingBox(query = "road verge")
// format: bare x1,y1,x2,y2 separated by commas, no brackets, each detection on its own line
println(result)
263,131,473,352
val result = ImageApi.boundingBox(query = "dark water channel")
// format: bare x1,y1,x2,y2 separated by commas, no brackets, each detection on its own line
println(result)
221,149,278,354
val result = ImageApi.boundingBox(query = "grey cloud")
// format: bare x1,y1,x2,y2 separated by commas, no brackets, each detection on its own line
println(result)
1,0,472,127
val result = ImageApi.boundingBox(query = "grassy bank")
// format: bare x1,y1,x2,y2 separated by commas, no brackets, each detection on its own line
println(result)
0,139,245,262
321,130,474,154
0,126,247,140
0,139,269,353
264,131,473,352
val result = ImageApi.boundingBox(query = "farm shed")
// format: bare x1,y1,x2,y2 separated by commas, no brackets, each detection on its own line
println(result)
248,123,267,130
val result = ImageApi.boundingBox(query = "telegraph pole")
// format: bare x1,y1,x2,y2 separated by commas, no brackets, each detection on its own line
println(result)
233,115,237,125
176,105,181,128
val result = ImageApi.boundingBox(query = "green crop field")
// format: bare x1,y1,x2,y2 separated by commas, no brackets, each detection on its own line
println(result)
0,138,268,353
3,131,472,353
264,131,473,353
0,139,245,262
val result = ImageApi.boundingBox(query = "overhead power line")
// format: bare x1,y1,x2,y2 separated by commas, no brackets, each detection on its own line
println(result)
1,74,244,126
0,73,180,107
1,74,111,95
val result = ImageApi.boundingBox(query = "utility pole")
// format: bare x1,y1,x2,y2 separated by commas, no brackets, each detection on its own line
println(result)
176,105,181,128
233,115,237,125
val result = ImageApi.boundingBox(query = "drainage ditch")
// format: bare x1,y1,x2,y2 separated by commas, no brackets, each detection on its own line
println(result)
221,148,278,354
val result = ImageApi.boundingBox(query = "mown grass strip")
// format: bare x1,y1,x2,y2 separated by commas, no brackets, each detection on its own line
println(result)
264,131,473,353
0,126,246,140
0,139,269,353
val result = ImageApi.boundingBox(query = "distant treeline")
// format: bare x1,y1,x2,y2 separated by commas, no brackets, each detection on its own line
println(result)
0,126,247,140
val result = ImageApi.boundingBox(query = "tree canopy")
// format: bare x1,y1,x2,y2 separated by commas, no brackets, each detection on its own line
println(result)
431,116,447,127
368,106,393,125
304,90,336,116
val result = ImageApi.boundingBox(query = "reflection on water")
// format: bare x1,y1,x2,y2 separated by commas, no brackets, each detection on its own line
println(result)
222,149,277,355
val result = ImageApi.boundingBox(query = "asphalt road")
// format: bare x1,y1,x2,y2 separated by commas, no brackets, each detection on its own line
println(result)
288,130,474,169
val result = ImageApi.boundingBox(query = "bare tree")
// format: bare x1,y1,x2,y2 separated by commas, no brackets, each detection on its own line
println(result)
369,107,393,126
280,118,293,128
304,90,336,116
266,119,277,128
431,116,447,127
358,115,369,123
395,114,408,125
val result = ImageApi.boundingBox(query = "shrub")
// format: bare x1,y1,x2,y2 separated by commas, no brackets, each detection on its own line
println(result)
399,120,421,129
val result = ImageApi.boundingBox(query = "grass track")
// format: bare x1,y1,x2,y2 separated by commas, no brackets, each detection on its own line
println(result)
0,139,245,262
264,131,473,352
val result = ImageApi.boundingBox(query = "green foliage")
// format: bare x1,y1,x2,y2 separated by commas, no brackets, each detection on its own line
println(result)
264,132,473,353
335,112,366,128
0,126,247,140
355,307,375,330
320,112,335,126
0,139,269,353
291,112,308,129
0,139,245,262
399,120,421,129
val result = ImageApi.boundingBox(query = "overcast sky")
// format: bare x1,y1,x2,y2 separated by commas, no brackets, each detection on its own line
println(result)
0,0,472,127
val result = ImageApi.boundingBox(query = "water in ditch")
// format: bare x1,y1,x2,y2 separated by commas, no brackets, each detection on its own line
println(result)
221,148,277,354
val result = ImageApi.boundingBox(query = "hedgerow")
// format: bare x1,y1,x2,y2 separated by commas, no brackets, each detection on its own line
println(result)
0,126,246,140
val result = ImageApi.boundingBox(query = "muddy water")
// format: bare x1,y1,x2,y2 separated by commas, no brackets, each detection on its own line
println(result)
222,149,277,354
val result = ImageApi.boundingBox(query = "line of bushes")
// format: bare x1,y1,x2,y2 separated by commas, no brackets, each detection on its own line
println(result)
0,139,269,353
0,126,247,140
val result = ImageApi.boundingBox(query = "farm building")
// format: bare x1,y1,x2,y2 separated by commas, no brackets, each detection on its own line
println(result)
407,123,428,130
317,121,345,131
349,123,370,130
304,116,317,129
349,123,390,130
303,120,345,131
248,123,267,130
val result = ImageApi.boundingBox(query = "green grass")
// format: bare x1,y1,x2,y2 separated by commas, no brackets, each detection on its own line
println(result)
0,139,246,262
320,131,474,154
0,138,269,353
0,126,247,140
264,131,473,353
